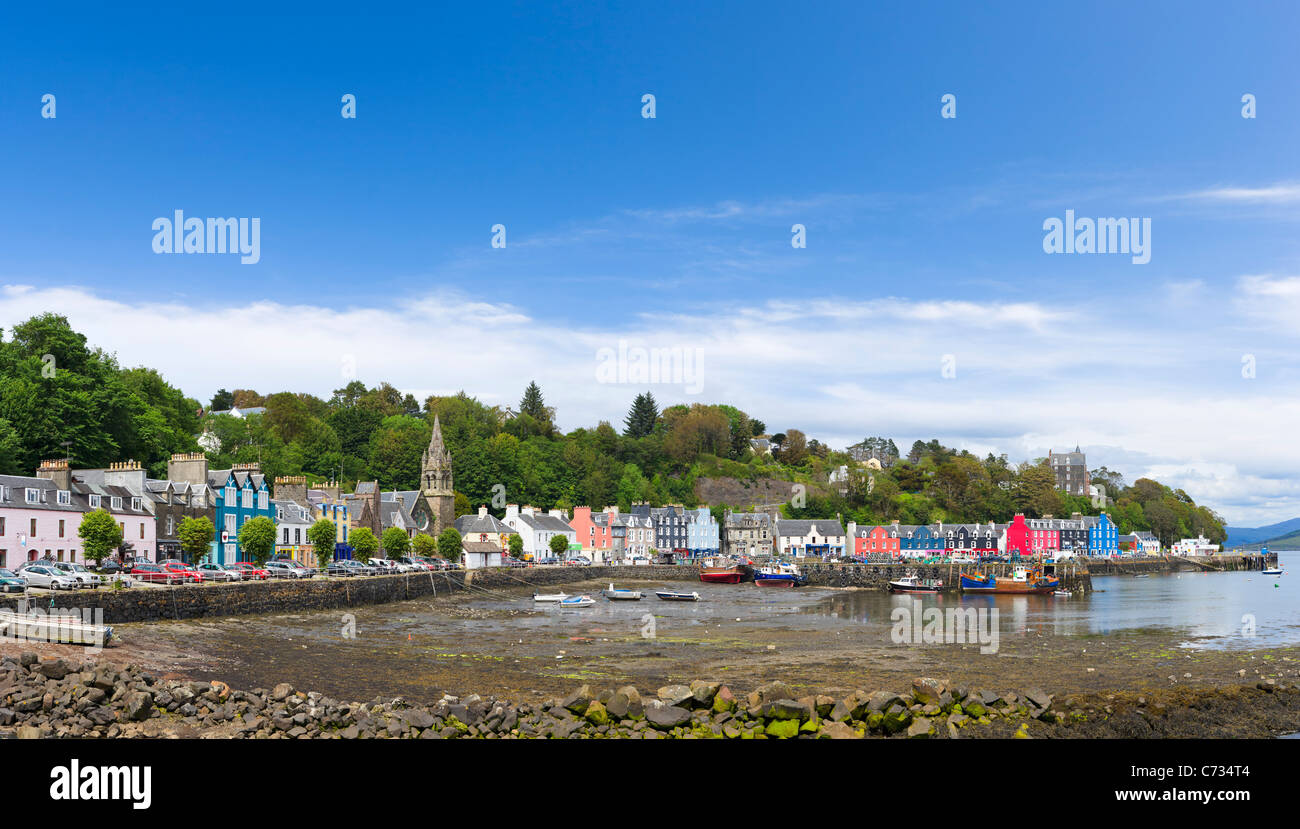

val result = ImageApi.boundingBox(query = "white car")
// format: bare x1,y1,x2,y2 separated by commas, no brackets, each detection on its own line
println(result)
53,561,102,588
20,565,78,590
264,560,313,579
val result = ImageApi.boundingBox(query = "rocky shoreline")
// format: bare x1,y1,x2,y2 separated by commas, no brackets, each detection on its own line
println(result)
3,651,1297,739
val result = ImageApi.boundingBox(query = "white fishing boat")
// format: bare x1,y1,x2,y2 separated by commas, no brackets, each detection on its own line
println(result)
533,592,571,602
603,583,643,601
1262,567,1283,576
1053,590,1072,597
655,590,700,601
558,595,595,608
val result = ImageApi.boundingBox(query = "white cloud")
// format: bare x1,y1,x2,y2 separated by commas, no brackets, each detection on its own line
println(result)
1178,183,1300,204
3,282,1298,526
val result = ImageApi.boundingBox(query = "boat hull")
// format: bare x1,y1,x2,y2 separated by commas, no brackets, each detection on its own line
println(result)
699,570,743,584
960,572,1059,594
754,576,797,588
888,582,941,593
655,591,699,601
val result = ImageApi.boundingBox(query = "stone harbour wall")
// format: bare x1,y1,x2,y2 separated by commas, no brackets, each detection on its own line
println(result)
0,565,693,625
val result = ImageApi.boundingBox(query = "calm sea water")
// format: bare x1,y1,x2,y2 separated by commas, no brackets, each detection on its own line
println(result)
800,552,1300,649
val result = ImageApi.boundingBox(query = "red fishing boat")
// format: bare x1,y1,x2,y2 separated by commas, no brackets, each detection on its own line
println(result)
698,557,744,584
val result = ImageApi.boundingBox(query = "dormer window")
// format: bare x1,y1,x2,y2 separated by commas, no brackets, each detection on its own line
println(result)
57,490,71,506
89,494,101,509
25,488,39,504
131,497,141,511
111,496,122,510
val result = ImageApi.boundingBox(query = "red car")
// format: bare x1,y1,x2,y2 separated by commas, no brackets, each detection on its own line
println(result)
228,562,270,580
129,562,181,584
161,561,204,583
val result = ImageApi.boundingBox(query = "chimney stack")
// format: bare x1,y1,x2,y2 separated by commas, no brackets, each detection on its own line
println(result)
36,459,71,491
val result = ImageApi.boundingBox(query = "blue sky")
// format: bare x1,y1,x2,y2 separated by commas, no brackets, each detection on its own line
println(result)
3,2,1300,524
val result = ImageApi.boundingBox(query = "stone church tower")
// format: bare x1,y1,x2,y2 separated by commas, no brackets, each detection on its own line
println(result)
421,415,455,534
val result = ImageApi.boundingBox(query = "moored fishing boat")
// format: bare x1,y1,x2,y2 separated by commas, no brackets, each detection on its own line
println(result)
960,567,1060,595
887,572,942,593
558,595,595,608
699,556,745,584
603,583,643,601
655,590,700,601
753,562,806,587
1262,567,1283,575
533,592,570,602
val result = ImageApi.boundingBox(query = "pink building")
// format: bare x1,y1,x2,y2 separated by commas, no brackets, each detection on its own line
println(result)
0,459,156,568
569,506,612,560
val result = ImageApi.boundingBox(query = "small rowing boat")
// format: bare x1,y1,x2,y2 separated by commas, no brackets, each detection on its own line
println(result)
1053,590,1072,597
0,610,113,646
533,592,570,602
603,583,643,601
558,595,595,608
655,590,700,601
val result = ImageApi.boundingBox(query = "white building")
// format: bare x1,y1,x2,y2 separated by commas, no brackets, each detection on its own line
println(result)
503,504,577,559
1171,535,1219,556
773,518,846,558
1133,531,1161,556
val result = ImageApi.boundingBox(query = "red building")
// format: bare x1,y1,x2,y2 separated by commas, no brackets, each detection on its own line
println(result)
850,522,903,558
1005,514,1033,557
569,506,612,558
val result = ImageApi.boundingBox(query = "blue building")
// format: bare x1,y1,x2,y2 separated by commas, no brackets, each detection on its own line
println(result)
208,465,274,564
685,507,719,558
1088,512,1119,556
901,524,946,554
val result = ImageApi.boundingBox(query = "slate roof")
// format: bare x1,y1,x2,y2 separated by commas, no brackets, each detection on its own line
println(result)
774,518,846,537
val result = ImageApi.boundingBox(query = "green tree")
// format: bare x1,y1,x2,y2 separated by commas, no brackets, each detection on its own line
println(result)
177,515,215,565
548,533,569,557
349,526,379,563
519,381,549,421
437,527,463,561
623,392,659,438
307,518,338,570
237,515,277,565
381,527,411,559
78,509,124,564
508,533,524,559
412,532,438,558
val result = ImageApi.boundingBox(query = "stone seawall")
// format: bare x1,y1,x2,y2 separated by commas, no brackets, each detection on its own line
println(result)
0,565,694,625
799,561,1093,594
1084,554,1267,575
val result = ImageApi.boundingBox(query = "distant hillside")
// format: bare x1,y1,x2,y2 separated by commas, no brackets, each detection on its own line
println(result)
1225,517,1300,547
1242,529,1300,550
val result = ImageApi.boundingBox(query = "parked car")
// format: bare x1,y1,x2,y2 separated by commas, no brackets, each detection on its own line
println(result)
630,556,651,566
340,560,378,576
326,561,357,577
503,557,527,568
197,562,243,582
20,565,78,590
536,556,559,565
96,559,129,575
978,555,1007,563
572,556,592,566
162,561,204,583
129,562,181,584
399,556,435,571
264,560,312,579
227,562,270,580
50,561,102,589
0,568,27,593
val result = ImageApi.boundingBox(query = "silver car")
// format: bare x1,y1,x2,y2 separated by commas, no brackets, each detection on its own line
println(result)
52,561,102,589
264,560,312,579
197,562,243,582
20,565,78,590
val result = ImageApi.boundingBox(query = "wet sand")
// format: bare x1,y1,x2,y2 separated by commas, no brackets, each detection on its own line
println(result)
7,578,1297,707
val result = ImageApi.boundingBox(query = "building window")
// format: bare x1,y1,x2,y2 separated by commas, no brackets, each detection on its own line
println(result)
259,492,268,510
25,488,38,504
57,490,71,506
242,490,253,509
224,514,235,534
132,497,141,511
111,496,122,510
58,520,65,538
31,519,37,536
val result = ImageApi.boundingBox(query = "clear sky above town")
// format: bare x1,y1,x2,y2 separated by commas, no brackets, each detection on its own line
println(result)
2,2,1299,524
